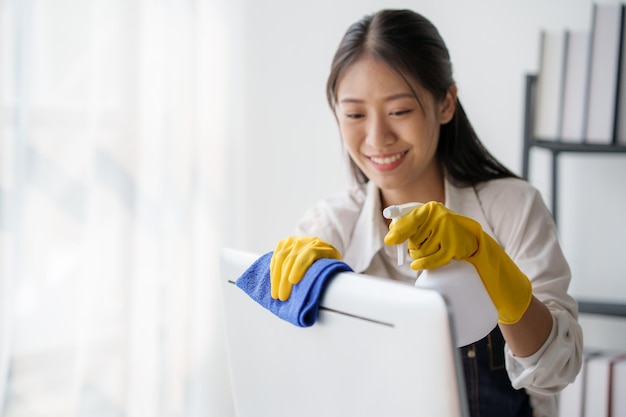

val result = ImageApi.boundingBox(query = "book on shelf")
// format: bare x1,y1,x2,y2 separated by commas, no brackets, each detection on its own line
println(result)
612,357,626,416
533,30,567,141
583,352,626,417
616,3,626,146
584,3,625,145
560,30,591,143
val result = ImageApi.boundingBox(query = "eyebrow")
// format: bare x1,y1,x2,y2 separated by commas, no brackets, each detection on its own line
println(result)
338,92,416,104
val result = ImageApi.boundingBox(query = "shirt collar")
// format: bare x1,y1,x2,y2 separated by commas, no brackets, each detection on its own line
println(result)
342,181,387,273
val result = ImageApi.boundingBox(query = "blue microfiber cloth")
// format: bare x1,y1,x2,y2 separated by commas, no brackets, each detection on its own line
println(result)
236,251,353,327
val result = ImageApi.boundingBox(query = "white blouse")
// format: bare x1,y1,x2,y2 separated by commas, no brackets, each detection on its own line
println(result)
295,176,583,417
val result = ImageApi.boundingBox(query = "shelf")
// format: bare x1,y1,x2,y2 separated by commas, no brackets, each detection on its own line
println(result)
521,74,626,225
522,73,626,321
577,299,626,318
528,140,626,153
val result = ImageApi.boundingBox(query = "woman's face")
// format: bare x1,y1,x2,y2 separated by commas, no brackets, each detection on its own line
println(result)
334,56,455,203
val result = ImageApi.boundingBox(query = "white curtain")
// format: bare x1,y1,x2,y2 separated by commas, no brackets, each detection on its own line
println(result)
0,0,237,415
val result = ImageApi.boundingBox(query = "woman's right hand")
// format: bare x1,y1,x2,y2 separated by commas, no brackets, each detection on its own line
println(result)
270,236,341,301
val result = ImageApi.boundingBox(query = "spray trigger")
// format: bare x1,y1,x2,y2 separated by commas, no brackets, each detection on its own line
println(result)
382,202,423,266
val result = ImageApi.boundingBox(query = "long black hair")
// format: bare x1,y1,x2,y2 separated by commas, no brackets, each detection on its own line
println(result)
326,9,518,186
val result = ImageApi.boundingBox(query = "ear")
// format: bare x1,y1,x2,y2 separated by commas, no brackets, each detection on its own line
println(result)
439,84,457,124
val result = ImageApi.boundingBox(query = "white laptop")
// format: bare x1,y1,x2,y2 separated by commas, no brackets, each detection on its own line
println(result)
220,247,469,417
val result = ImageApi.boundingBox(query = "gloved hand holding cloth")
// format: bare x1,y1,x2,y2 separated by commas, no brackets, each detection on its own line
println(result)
384,202,533,325
270,235,342,301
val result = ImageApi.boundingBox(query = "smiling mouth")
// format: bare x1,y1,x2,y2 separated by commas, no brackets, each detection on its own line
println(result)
369,151,407,165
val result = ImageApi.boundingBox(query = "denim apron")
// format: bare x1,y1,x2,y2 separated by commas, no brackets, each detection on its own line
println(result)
459,326,533,417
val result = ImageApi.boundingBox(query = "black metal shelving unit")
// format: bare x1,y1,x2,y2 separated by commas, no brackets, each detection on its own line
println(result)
521,74,626,318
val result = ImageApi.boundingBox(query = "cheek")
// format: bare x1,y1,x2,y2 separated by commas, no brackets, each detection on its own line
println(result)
339,126,367,169
410,113,440,143
339,124,363,152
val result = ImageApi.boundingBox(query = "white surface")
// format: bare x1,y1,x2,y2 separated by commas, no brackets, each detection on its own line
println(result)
220,248,468,417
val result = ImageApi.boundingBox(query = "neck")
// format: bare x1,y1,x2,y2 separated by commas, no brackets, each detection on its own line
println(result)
379,170,445,209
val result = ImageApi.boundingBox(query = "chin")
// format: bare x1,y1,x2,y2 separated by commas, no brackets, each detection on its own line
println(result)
371,178,406,193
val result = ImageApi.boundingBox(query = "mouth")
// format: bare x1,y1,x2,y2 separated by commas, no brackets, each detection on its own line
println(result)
367,151,408,171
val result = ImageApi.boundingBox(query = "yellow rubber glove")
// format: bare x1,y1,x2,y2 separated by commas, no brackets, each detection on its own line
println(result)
384,202,532,324
270,236,342,301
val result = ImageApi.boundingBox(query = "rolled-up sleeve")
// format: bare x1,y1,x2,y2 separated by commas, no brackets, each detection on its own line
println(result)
506,309,582,394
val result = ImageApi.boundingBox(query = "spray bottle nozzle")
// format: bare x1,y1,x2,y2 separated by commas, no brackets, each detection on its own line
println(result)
383,202,423,266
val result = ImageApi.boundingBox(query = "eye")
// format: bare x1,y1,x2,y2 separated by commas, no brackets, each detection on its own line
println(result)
390,109,412,117
343,112,364,119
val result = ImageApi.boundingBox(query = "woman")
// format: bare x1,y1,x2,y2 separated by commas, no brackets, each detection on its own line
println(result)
269,9,582,417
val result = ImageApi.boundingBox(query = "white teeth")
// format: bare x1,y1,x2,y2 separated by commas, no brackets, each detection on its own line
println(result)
370,153,403,165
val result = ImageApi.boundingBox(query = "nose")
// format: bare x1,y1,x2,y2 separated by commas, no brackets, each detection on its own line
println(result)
365,114,396,148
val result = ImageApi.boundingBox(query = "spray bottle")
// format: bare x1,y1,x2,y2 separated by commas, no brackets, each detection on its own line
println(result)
383,203,498,347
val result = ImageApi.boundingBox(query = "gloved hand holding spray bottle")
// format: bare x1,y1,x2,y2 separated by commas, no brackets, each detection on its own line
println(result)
383,203,499,348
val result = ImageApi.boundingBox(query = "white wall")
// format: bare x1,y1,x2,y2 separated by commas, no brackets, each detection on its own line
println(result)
225,0,626,349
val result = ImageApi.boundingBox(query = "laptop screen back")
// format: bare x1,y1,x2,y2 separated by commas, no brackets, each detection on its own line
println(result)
220,248,469,417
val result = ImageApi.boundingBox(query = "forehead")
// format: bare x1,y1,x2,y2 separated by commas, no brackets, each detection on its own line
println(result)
335,56,422,101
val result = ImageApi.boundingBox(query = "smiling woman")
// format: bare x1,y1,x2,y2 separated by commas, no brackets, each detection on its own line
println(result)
266,9,582,417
